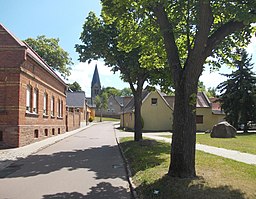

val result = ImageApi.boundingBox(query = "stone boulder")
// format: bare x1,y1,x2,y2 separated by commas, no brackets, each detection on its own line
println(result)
210,122,236,138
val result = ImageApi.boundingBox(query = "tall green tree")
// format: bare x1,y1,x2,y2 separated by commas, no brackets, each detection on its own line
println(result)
24,35,73,79
68,81,82,92
75,12,167,141
102,87,122,97
217,48,256,133
95,91,108,122
121,87,133,96
101,0,256,178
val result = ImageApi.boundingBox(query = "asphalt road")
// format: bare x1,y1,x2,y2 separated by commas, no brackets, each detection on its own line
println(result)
0,122,131,199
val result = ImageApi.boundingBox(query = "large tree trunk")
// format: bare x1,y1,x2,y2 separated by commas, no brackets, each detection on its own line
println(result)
168,74,198,178
133,89,143,141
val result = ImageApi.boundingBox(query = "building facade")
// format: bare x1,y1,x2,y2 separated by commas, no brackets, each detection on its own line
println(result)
0,24,67,147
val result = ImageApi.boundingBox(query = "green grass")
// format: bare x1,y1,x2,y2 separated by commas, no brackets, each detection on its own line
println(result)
120,137,256,199
94,116,120,122
196,133,256,155
159,133,256,155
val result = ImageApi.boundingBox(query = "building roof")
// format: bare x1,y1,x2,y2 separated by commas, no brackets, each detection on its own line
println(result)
91,64,101,88
0,23,66,87
196,92,211,108
66,91,85,108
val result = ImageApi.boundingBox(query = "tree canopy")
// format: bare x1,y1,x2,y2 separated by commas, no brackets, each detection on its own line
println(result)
25,35,73,79
101,0,256,178
76,11,169,141
68,81,82,92
217,48,256,133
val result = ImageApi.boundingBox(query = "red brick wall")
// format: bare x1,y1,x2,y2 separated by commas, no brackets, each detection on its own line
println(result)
0,25,67,147
18,57,66,147
66,110,81,132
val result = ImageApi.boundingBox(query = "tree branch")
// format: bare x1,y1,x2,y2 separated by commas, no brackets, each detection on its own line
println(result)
205,21,245,57
190,0,213,59
152,3,182,80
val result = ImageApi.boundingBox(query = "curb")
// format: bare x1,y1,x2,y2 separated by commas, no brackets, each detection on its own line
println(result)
113,124,138,199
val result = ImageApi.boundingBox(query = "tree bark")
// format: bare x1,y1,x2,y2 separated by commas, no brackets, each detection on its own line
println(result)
134,90,143,141
168,73,198,178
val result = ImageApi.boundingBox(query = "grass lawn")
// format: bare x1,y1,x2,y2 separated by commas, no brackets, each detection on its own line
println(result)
94,116,120,122
159,133,256,155
120,137,256,199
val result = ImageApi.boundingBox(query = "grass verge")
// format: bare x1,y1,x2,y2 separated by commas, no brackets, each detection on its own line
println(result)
120,137,256,199
158,133,256,155
94,116,120,122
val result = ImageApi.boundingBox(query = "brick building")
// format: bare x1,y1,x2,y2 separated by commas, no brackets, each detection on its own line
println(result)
0,24,67,147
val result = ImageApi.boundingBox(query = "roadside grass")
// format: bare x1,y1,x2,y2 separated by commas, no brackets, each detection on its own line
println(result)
94,116,120,122
158,133,256,155
120,137,256,199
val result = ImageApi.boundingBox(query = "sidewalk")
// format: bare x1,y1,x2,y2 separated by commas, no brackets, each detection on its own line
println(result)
115,129,256,165
0,123,95,171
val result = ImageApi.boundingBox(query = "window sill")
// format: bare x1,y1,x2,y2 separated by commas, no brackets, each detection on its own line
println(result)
57,116,63,120
43,114,49,118
51,116,55,119
25,112,39,118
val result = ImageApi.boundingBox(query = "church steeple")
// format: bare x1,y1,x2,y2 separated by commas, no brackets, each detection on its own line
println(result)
91,64,101,102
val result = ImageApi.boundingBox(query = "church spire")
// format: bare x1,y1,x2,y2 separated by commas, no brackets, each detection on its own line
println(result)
91,64,101,102
91,64,101,88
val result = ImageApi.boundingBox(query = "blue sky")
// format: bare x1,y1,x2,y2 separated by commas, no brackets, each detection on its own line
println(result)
0,0,255,96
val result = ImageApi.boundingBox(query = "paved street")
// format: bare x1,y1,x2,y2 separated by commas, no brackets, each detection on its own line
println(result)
0,122,131,199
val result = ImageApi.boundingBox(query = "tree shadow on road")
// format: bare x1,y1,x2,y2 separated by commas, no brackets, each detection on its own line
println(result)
0,145,126,180
42,182,130,199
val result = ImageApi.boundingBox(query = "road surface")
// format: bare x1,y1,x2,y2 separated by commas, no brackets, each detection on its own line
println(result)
0,122,131,199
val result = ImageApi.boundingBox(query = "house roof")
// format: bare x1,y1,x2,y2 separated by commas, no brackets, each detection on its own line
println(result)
66,91,85,108
91,64,101,87
0,23,66,87
197,92,211,108
123,90,221,114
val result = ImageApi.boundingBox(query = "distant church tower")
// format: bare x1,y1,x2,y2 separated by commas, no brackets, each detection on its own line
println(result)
91,64,101,104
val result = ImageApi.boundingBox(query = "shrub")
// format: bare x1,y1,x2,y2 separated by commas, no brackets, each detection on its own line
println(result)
89,116,94,122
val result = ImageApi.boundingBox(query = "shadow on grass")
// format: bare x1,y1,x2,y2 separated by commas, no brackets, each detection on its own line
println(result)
120,139,170,173
120,138,246,199
136,175,246,199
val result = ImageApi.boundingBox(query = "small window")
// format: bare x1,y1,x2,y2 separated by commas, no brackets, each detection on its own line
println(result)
52,128,55,135
43,93,48,115
34,129,39,138
33,89,38,113
51,96,55,116
151,98,158,105
196,115,204,124
44,129,48,136
58,128,61,134
0,131,3,141
26,86,32,112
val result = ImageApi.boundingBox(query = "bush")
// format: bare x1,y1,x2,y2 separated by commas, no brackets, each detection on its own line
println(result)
88,116,94,122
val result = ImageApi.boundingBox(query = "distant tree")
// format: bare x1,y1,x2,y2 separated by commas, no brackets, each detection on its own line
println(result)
68,81,82,92
198,81,206,92
24,35,73,79
120,87,133,96
217,49,256,133
95,92,108,122
207,87,217,98
102,87,121,97
75,12,167,141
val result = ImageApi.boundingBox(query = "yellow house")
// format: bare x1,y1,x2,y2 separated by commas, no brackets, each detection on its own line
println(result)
120,90,225,132
120,90,173,131
196,93,225,131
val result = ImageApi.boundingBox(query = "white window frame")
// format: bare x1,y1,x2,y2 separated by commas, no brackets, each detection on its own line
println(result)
33,89,38,114
43,92,48,115
26,86,31,113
